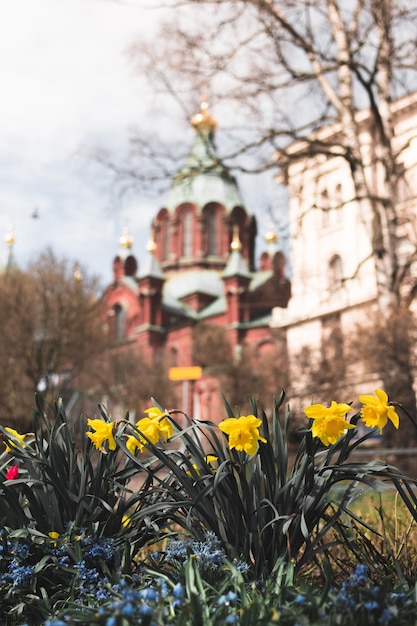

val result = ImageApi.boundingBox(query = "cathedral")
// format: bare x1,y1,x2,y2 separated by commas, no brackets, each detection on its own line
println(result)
102,101,291,416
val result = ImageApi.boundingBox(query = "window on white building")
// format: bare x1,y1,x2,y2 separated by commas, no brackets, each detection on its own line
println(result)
321,189,330,227
396,167,411,204
331,183,343,225
328,255,343,293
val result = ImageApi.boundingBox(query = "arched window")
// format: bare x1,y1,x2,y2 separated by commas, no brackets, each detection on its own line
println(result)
110,303,126,340
321,314,344,379
332,183,343,224
182,209,193,257
164,219,170,261
396,165,411,204
321,189,330,227
328,255,343,293
158,216,170,262
208,210,217,255
169,346,178,367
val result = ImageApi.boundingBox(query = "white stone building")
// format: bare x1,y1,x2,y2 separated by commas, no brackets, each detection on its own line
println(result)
271,91,417,407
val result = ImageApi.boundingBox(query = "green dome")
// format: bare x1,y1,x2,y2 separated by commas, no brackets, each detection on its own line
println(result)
164,102,243,213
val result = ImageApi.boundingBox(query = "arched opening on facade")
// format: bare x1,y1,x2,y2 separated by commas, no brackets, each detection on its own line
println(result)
109,302,126,341
180,206,193,258
202,203,225,258
328,254,343,294
153,209,171,264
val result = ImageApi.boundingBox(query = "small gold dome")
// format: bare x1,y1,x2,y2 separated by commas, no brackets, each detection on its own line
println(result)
4,225,15,246
119,226,133,249
191,99,217,133
265,223,278,244
230,225,242,252
146,231,157,254
73,263,83,282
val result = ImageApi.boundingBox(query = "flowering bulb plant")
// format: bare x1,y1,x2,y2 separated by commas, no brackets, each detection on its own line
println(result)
304,389,400,446
0,396,153,549
0,391,415,588
218,414,266,455
113,390,409,580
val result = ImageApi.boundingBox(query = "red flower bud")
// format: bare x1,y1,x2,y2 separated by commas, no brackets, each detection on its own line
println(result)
5,465,19,480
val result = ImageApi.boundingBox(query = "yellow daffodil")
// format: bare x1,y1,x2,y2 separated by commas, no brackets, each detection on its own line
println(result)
144,406,172,441
121,514,131,529
86,418,116,452
204,454,218,464
304,401,355,446
158,417,173,442
135,417,161,452
219,415,266,456
125,411,173,455
188,455,218,477
144,406,168,420
48,531,60,546
125,434,142,455
359,389,399,434
4,427,26,453
48,531,60,540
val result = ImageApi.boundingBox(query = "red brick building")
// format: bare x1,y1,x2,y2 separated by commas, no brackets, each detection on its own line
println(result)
103,101,290,417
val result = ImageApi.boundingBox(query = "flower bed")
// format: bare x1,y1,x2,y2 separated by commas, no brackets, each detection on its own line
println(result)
0,391,416,625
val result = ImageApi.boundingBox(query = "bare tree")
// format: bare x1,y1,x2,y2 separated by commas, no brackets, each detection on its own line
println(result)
0,249,108,427
127,0,417,421
92,347,175,419
190,322,288,412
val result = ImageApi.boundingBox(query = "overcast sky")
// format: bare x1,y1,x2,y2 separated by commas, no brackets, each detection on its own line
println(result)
0,0,172,284
0,0,289,287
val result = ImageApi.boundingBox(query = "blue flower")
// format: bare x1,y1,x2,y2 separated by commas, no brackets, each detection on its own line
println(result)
121,602,136,616
349,564,369,587
139,587,158,602
334,582,355,610
139,603,153,616
235,560,250,574
164,531,226,572
156,577,169,598
295,594,306,605
11,565,34,586
10,542,30,560
173,582,185,599
388,592,406,603
218,591,238,606
84,538,114,563
378,609,394,626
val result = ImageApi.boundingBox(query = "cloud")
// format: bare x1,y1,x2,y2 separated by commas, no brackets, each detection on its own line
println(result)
0,0,163,281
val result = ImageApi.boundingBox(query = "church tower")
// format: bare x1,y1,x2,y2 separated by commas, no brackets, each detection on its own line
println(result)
103,99,290,369
152,100,257,275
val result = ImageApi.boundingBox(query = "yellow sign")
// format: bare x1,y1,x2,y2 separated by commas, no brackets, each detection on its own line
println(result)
169,366,202,381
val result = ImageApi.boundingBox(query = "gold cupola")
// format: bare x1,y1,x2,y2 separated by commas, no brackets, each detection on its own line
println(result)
230,224,242,252
119,226,133,250
265,222,278,245
191,99,217,134
146,226,157,254
4,224,15,247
